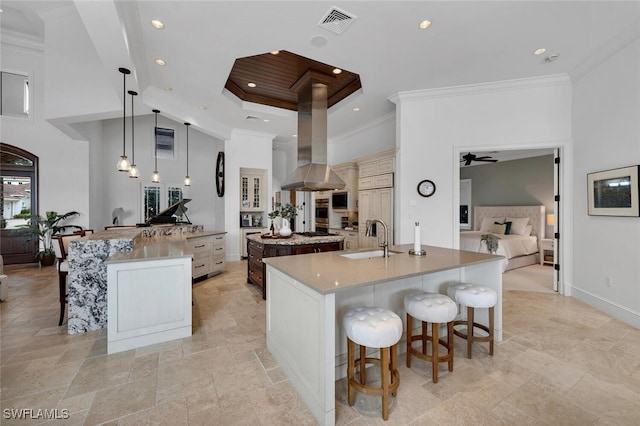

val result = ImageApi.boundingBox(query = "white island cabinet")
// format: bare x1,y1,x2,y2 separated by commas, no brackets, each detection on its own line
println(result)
264,244,503,426
105,239,193,354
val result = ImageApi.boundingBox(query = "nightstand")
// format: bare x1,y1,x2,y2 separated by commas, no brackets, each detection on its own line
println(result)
539,238,554,266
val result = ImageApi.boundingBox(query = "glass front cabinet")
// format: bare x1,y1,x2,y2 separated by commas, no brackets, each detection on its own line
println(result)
240,169,265,212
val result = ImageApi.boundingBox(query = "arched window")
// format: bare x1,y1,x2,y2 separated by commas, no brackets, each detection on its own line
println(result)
1,143,39,264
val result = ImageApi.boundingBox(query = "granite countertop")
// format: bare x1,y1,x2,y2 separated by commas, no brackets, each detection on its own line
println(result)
105,237,193,264
247,233,344,246
263,244,503,294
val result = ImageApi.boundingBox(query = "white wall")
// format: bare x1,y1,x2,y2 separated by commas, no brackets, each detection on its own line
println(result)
225,129,274,260
1,32,90,229
572,37,640,327
391,76,572,250
328,113,395,165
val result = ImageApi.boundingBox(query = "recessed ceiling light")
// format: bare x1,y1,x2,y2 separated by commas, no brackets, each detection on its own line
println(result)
247,82,256,88
263,119,269,122
151,20,164,29
293,134,297,137
270,51,280,55
154,59,166,66
164,87,173,92
533,48,546,55
353,107,360,112
332,68,342,75
419,20,432,29
199,106,207,110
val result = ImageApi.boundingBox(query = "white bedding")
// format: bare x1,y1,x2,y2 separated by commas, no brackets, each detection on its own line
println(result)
460,231,539,272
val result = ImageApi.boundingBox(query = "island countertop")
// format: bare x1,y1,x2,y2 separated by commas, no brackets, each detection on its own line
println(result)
246,232,344,245
263,244,503,295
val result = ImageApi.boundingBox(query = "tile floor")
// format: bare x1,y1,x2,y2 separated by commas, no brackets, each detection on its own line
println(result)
2,261,640,425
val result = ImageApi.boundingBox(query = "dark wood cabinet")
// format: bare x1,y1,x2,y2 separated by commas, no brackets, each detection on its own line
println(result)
247,238,343,299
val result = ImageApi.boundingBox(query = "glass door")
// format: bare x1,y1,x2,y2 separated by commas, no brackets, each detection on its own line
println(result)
1,144,39,264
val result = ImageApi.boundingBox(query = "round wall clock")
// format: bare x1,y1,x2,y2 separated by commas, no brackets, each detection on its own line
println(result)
417,179,436,197
215,151,225,197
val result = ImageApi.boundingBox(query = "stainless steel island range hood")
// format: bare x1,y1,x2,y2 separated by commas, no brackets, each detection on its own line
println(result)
281,71,345,192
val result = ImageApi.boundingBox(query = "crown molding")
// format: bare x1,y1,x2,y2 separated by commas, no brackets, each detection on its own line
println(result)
331,111,395,143
0,29,44,54
571,18,640,83
389,74,571,104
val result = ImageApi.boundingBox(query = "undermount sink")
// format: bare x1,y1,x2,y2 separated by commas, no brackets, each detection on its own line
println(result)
340,250,399,260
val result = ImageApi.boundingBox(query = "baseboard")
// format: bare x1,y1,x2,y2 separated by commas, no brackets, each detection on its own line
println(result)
572,287,640,329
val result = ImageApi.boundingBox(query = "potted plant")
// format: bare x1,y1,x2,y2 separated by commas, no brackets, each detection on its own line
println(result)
268,203,302,236
19,211,82,266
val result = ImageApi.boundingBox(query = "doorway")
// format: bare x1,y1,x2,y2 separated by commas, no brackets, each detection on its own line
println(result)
455,143,570,295
1,144,39,264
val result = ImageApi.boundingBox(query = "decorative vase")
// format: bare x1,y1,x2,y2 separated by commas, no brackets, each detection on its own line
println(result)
279,218,292,237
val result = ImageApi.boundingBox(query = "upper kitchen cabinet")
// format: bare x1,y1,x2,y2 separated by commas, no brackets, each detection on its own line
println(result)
331,162,358,211
240,168,266,212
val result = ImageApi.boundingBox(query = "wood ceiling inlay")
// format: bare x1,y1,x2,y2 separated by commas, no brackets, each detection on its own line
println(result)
224,50,361,111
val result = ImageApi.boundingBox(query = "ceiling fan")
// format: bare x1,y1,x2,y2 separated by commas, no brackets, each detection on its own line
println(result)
460,152,498,166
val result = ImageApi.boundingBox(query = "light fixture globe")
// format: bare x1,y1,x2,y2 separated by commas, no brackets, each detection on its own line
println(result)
129,164,140,178
117,155,130,172
152,170,160,183
184,175,191,186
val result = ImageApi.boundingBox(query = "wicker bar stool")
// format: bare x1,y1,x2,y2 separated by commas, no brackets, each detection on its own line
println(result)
447,283,497,358
343,306,403,420
404,292,457,383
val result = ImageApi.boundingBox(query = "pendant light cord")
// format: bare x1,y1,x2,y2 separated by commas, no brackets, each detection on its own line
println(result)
129,91,137,163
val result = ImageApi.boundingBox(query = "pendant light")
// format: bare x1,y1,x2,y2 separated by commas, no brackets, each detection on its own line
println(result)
184,122,191,186
128,90,139,178
117,67,131,171
151,109,161,183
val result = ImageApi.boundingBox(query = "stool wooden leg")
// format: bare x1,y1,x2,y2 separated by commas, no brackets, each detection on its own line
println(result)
347,338,355,406
467,306,474,359
421,321,428,355
359,344,367,385
381,346,390,420
390,343,398,397
447,321,454,372
431,322,439,383
489,306,495,356
406,313,413,368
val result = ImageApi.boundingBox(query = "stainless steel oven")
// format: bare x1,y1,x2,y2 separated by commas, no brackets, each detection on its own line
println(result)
315,199,329,233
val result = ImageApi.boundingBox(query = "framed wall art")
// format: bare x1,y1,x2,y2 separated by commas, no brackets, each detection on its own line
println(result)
587,165,640,217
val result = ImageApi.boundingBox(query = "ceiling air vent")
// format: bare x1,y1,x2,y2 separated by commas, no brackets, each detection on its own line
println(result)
318,6,356,34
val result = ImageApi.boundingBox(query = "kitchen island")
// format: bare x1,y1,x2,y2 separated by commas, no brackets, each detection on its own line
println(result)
263,244,503,426
246,232,344,298
67,225,225,334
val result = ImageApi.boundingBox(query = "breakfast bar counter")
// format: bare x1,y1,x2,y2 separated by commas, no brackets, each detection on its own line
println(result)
263,244,503,426
67,225,224,334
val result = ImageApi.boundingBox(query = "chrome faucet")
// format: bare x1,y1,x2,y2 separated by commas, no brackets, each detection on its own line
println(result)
365,219,389,257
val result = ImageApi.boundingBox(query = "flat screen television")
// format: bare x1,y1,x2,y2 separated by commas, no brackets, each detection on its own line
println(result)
332,192,348,210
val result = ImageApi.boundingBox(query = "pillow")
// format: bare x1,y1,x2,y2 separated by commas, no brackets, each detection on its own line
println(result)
488,223,507,234
506,217,529,235
495,221,512,235
523,224,533,236
480,217,505,232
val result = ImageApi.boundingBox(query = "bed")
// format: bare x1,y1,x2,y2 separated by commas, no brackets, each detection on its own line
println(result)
460,205,545,272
